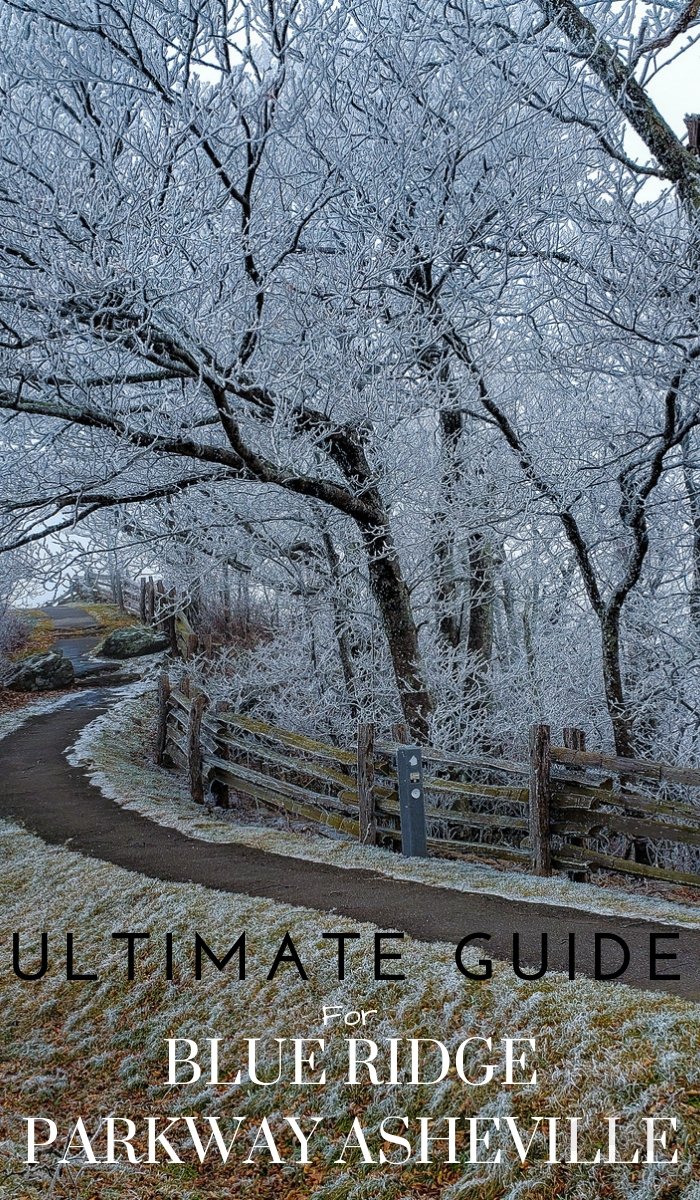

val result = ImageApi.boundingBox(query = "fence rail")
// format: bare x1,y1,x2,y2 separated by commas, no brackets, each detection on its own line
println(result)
155,670,700,891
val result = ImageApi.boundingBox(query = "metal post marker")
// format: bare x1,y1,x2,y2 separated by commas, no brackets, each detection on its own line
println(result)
396,744,428,857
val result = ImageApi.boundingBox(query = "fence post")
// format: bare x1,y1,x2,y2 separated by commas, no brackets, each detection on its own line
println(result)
139,577,147,623
146,577,156,624
112,571,125,611
563,726,589,883
155,579,166,629
155,672,171,766
357,722,377,845
165,588,178,656
187,690,207,804
210,700,231,808
396,744,427,857
529,723,552,876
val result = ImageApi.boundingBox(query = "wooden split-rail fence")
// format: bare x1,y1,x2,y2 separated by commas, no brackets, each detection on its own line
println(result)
84,570,217,662
155,671,700,890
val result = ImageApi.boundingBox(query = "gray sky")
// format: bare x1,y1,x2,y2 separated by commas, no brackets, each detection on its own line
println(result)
632,27,700,152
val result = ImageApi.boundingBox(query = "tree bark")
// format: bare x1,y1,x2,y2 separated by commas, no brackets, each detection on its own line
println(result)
600,608,650,864
464,529,494,702
433,408,463,652
683,436,700,634
600,608,635,760
361,521,433,743
433,406,495,739
320,527,359,720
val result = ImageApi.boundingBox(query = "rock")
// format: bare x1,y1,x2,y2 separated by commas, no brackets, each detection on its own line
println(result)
97,626,168,659
4,650,75,692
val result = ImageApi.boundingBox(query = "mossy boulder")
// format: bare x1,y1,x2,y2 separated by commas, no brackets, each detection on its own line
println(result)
4,650,74,691
97,626,168,659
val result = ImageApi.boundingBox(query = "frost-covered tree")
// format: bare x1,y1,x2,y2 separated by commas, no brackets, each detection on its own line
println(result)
1,0,700,763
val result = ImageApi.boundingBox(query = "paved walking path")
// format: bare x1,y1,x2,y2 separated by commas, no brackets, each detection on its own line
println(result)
39,604,130,682
39,604,99,631
2,607,700,1000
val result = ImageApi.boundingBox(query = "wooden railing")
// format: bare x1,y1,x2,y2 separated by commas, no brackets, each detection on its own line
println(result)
71,567,269,657
155,672,700,889
78,570,201,658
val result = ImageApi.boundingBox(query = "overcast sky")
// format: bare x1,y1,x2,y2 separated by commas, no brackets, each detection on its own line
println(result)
637,31,700,141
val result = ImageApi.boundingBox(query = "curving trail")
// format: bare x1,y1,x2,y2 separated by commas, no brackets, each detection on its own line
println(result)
2,607,700,1000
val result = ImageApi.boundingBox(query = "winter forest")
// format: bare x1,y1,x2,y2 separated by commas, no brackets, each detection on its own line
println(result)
2,0,700,768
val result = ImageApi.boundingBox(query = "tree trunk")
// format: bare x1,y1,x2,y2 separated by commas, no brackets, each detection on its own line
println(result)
464,529,494,706
360,522,433,742
433,407,495,740
600,608,635,759
682,436,700,635
433,408,463,652
600,607,649,864
320,527,359,721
